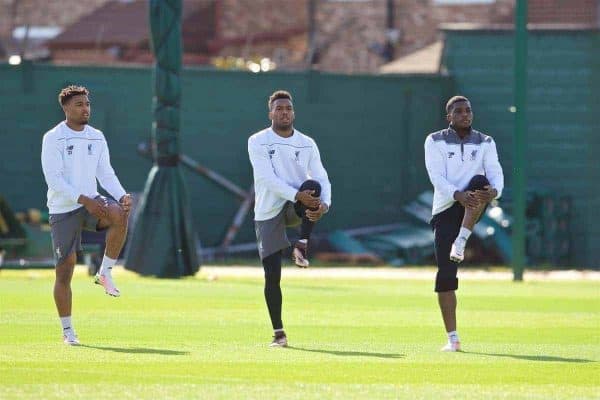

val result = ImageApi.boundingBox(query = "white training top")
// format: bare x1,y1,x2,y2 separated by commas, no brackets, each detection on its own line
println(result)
424,126,504,216
248,127,332,221
41,121,126,214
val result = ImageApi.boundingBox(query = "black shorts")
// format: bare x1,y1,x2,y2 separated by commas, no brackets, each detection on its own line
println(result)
430,202,464,292
49,196,113,265
254,202,302,260
430,174,491,292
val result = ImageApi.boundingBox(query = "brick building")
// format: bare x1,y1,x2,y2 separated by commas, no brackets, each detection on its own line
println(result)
0,0,598,73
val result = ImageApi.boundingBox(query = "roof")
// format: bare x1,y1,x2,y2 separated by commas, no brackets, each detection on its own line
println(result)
47,0,212,50
379,41,444,75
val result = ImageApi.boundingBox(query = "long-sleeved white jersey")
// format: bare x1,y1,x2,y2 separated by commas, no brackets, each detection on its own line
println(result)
248,127,332,221
424,126,504,216
41,121,126,214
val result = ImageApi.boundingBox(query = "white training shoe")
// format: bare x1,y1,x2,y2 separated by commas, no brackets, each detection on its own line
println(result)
63,330,80,346
292,241,309,268
94,273,121,297
441,341,461,352
269,332,288,348
449,237,467,263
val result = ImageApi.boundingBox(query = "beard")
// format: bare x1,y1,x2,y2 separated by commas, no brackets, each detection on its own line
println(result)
274,120,292,131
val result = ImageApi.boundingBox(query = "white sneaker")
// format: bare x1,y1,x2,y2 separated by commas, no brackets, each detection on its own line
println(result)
94,273,121,297
63,330,80,346
292,241,309,268
449,237,466,263
269,332,288,347
441,341,461,352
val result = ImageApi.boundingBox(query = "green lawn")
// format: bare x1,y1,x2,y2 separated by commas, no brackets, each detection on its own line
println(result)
0,267,598,399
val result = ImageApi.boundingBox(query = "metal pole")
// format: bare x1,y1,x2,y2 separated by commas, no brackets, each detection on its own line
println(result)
307,0,317,67
384,0,396,61
137,142,248,200
219,184,255,252
512,0,527,281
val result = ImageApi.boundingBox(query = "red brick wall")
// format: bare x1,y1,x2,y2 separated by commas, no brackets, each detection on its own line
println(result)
309,0,516,73
3,0,597,73
529,0,598,25
212,0,513,73
218,0,307,39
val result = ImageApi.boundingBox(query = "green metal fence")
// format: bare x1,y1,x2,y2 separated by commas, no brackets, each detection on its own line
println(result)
443,28,600,267
0,64,451,247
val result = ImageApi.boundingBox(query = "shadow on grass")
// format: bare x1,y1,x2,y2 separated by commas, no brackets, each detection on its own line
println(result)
287,346,404,359
81,345,188,356
465,351,595,363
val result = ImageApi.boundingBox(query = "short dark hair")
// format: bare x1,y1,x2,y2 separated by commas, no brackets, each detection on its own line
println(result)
58,85,89,106
268,90,292,110
446,95,470,113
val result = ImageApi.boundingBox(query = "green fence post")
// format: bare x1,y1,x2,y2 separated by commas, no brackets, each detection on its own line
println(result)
512,0,527,281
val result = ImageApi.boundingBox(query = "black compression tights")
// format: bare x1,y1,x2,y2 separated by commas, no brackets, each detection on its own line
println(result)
263,250,283,330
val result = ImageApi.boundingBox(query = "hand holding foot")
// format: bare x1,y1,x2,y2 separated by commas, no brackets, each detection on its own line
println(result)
295,190,320,209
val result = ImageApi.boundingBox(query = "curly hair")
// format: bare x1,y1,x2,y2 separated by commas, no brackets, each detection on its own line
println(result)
446,95,470,113
58,85,89,106
268,90,292,110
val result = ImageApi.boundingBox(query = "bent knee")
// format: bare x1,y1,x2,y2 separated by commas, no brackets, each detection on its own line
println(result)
299,179,321,194
468,174,490,191
107,204,128,227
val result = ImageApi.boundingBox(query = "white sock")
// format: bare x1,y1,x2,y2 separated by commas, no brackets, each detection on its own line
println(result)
447,330,460,343
458,227,472,241
60,316,73,332
99,255,117,276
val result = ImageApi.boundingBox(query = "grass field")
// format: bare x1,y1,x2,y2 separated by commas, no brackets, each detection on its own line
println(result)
0,266,598,399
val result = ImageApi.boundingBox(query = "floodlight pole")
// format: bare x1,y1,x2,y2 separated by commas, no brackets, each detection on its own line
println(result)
512,0,528,281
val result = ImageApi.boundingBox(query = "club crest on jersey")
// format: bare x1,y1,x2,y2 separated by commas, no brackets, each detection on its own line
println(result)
268,149,275,159
294,151,300,163
470,150,478,160
448,152,455,159
66,145,74,155
88,144,93,155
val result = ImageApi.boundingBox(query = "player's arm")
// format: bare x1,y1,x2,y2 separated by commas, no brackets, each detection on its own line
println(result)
41,135,82,203
248,137,298,202
305,142,331,221
95,139,130,211
482,138,504,200
424,136,461,200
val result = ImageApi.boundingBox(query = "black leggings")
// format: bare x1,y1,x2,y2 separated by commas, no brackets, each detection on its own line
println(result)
263,250,283,330
262,180,322,330
431,174,490,292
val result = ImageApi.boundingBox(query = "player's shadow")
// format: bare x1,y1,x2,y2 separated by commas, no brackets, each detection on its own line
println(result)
81,345,188,356
287,346,404,359
465,351,595,363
